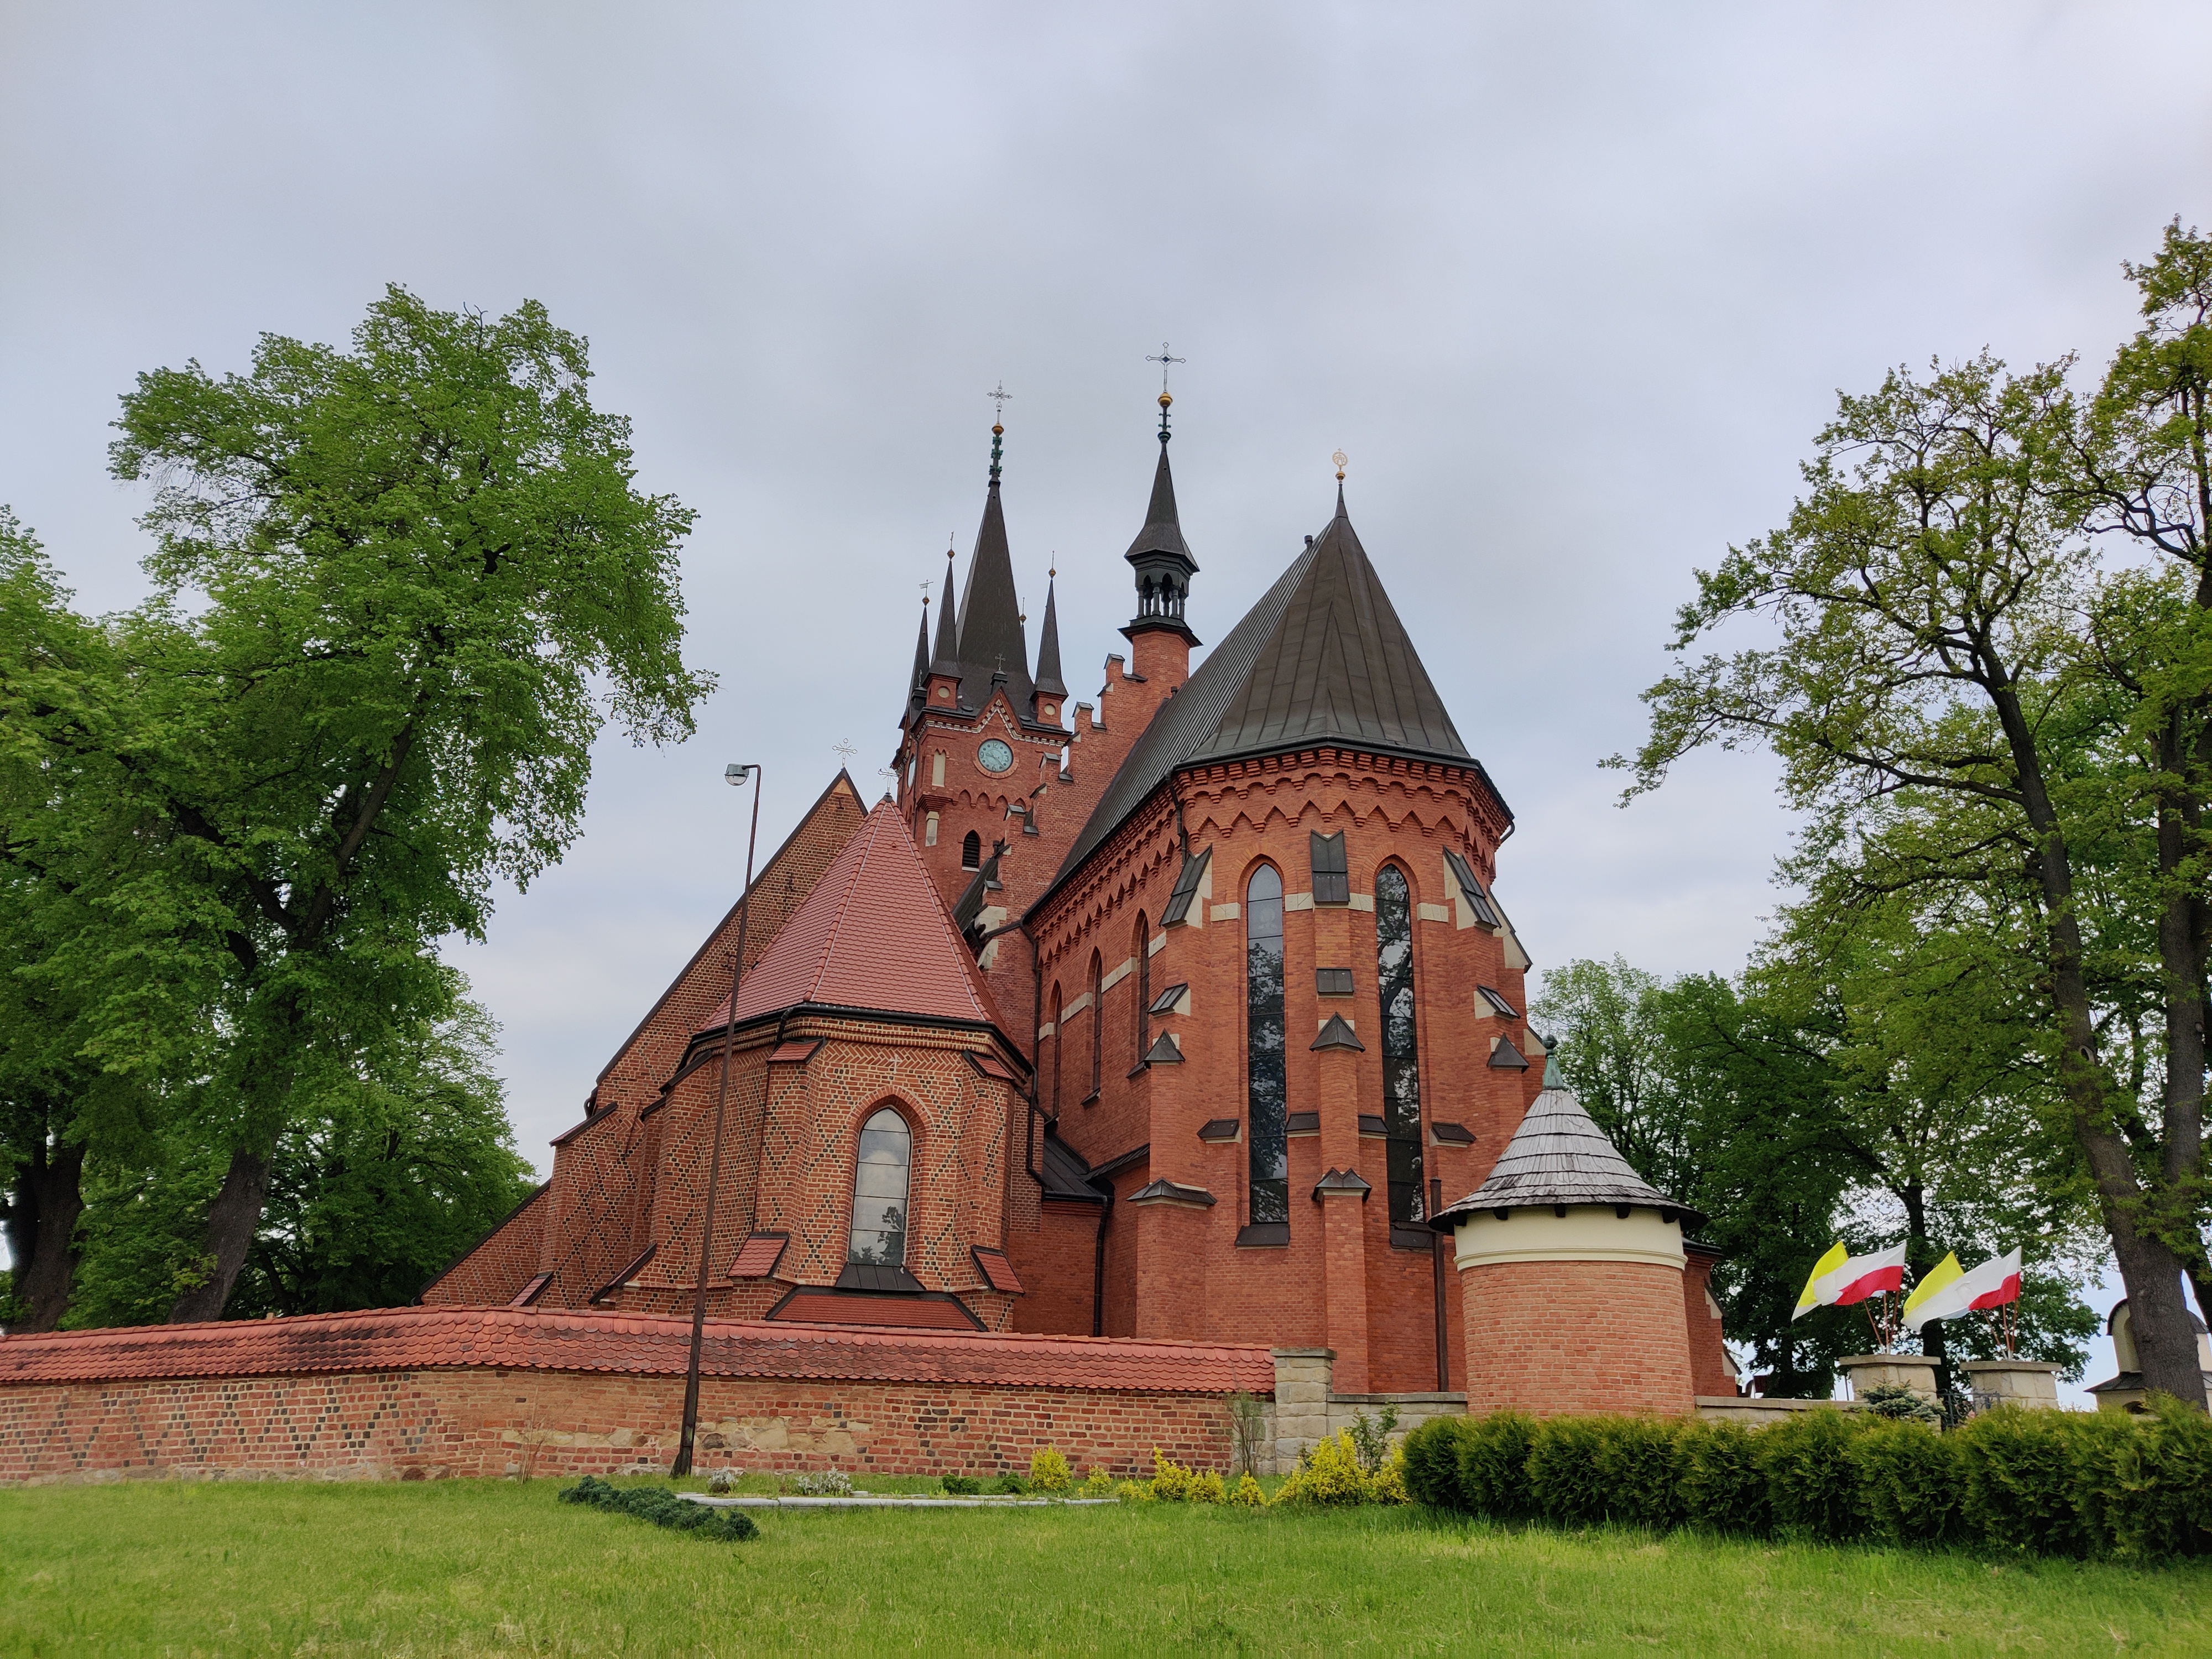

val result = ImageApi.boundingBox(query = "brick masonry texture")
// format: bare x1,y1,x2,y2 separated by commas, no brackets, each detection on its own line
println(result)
1458,1259,1696,1417
1682,1251,1734,1397
0,1307,1271,1485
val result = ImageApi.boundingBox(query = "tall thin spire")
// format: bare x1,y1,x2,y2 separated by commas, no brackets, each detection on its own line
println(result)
931,542,959,671
1123,383,1199,646
1035,568,1066,699
909,591,931,702
953,414,1035,715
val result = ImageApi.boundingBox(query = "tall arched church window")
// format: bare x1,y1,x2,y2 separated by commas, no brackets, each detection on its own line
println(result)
962,830,982,869
1133,914,1151,1064
1246,865,1288,1224
1088,951,1104,1099
1375,865,1424,1223
847,1108,912,1266
1049,983,1063,1117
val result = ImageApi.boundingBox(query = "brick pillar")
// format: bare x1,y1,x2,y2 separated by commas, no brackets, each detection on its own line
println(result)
1313,1035,1370,1395
1128,1181,1214,1339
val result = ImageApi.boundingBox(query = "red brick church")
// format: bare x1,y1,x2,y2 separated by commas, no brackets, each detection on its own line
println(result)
425,398,1735,1413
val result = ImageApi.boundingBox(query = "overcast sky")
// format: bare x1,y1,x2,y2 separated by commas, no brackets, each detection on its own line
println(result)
6,4,2208,1383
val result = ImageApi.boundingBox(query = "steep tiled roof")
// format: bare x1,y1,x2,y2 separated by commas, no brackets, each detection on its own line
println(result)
1056,493,1499,887
698,799,1005,1035
0,1306,1276,1394
1433,1083,1698,1224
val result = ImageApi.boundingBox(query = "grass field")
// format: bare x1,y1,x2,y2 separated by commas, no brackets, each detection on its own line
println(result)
5,1477,2209,1656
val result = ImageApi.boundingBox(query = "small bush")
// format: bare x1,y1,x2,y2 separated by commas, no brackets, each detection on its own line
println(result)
1369,1444,1410,1506
1348,1405,1401,1475
1758,1408,1868,1543
559,1477,759,1542
1957,1405,2100,1557
940,1474,982,1496
789,1469,853,1497
1677,1419,1768,1535
1400,1415,1470,1510
1277,1431,1371,1507
1527,1416,1615,1527
1029,1446,1072,1494
1454,1410,1538,1520
1228,1473,1266,1507
1081,1467,1114,1498
989,1473,1027,1496
1149,1449,1197,1501
1861,1382,1943,1425
1115,1479,1154,1503
703,1468,740,1496
1188,1469,1226,1504
1593,1416,1685,1531
2121,1396,2212,1561
1850,1418,1961,1547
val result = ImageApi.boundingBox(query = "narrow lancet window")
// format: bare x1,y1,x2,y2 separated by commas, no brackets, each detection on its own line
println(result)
1375,865,1424,1223
848,1108,912,1266
1134,914,1151,1064
1246,865,1288,1224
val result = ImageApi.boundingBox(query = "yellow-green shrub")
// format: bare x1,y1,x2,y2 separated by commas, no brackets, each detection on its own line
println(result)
1369,1444,1409,1506
1228,1473,1266,1507
1029,1446,1072,1494
1150,1448,1198,1501
1114,1479,1154,1503
1189,1469,1226,1504
1277,1431,1371,1507
1081,1466,1114,1498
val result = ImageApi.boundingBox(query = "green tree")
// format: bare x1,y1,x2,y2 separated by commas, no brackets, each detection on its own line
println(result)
1620,273,2207,1404
88,286,709,1321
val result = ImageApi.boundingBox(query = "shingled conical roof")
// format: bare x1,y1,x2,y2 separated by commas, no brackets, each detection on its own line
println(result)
698,798,1008,1039
1125,441,1194,567
1034,575,1066,698
1432,1081,1700,1226
1056,491,1498,884
953,473,1034,713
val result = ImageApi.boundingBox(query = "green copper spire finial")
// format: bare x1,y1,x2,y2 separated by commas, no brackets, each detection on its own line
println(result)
986,383,1011,483
1542,1036,1565,1090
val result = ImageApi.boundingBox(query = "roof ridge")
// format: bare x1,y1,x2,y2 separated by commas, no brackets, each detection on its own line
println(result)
806,806,885,1006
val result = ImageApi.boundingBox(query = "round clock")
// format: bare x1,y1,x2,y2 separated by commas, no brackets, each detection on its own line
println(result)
977,738,1015,774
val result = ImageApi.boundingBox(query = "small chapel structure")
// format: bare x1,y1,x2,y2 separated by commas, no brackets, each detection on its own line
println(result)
426,394,1735,1414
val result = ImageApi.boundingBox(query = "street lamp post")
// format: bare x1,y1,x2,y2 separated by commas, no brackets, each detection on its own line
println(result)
672,761,763,1478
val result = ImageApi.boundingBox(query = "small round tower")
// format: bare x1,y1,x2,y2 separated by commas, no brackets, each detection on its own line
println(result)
1434,1051,1699,1416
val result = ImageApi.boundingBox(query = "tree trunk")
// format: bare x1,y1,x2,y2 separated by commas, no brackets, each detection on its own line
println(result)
1900,1181,1949,1393
7,1138,85,1333
1988,674,2209,1410
167,1147,272,1324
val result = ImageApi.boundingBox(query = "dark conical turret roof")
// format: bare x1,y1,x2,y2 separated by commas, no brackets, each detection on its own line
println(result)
1055,491,1496,883
1124,442,1195,569
1035,576,1066,698
1431,1081,1702,1227
909,602,931,699
950,475,1035,714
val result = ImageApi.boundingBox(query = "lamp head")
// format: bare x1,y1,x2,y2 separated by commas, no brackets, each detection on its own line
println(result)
724,764,752,786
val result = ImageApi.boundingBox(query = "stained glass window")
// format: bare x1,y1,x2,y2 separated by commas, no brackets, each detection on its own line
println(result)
848,1108,912,1266
1375,865,1425,1223
1246,865,1288,1224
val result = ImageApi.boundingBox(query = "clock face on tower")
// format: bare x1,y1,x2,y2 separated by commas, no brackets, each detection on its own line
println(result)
977,739,1015,774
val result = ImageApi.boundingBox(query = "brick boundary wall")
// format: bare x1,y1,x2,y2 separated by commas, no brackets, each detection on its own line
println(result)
0,1306,1272,1488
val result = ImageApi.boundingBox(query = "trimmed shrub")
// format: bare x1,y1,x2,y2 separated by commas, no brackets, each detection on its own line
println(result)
1758,1408,1868,1543
1593,1416,1686,1530
1278,1431,1371,1507
559,1477,759,1542
940,1474,982,1496
1370,1444,1410,1506
1850,1418,1961,1547
1081,1467,1114,1498
1228,1472,1267,1508
1115,1479,1154,1503
1957,1405,2101,1557
1188,1469,1227,1504
1150,1448,1197,1501
1029,1446,1072,1494
1401,1415,1471,1510
1454,1409,1538,1519
1677,1419,1768,1535
989,1473,1028,1496
2124,1397,2212,1560
1527,1416,1615,1526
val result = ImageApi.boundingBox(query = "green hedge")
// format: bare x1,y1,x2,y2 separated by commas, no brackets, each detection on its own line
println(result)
1398,1398,2212,1562
559,1476,759,1542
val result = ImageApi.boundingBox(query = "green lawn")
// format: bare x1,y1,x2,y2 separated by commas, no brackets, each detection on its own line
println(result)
5,1478,2208,1656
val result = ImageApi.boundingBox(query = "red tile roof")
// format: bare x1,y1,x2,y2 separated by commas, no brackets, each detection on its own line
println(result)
972,1247,1025,1295
769,1291,981,1331
727,1233,790,1280
698,800,1006,1035
0,1307,1274,1395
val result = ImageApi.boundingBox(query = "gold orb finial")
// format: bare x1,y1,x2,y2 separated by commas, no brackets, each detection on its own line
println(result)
1159,390,1172,409
1332,448,1348,481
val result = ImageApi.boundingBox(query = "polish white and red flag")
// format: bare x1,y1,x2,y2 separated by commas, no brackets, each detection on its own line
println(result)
1792,1243,1908,1320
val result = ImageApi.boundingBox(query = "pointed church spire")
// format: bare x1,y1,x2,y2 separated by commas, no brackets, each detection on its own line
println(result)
909,591,932,703
1034,567,1067,701
1123,386,1200,647
931,542,959,672
951,411,1035,716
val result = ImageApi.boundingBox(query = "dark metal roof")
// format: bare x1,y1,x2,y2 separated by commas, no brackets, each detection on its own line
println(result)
1040,1131,1104,1201
1051,493,1498,889
953,479,1035,714
1124,442,1196,570
1034,577,1067,697
1433,1084,1702,1226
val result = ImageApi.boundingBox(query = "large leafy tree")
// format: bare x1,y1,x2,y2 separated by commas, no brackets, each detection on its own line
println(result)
1620,228,2212,1406
9,286,710,1324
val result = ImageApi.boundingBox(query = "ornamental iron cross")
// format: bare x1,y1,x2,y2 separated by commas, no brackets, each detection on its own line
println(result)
1147,342,1185,394
987,382,1013,420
